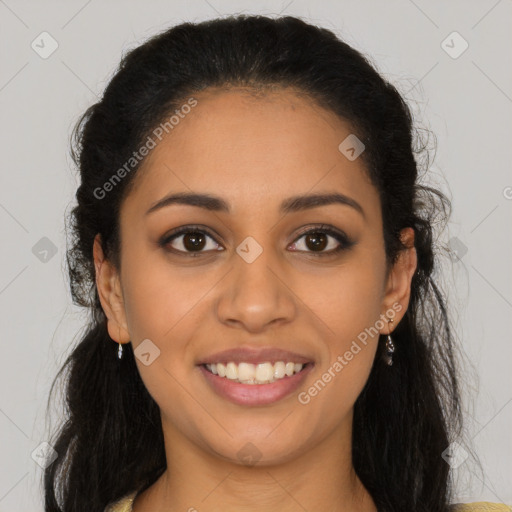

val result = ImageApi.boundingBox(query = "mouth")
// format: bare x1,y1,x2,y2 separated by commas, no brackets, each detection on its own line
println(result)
198,361,314,406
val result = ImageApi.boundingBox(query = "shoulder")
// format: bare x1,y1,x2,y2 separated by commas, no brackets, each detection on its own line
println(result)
104,491,138,512
450,503,512,511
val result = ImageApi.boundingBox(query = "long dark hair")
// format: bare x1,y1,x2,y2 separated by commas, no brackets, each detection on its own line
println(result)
44,14,469,511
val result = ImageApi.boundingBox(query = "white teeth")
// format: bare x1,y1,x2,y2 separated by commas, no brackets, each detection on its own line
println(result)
205,361,305,384
226,362,238,380
255,363,274,382
238,362,255,381
274,361,286,379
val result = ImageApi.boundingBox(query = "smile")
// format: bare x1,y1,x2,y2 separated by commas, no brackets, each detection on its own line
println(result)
199,362,314,406
204,361,305,384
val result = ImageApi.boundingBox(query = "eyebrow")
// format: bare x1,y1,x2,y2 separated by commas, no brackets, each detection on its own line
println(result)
145,191,365,219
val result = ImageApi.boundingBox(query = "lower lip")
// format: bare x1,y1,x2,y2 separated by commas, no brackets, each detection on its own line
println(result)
198,364,314,406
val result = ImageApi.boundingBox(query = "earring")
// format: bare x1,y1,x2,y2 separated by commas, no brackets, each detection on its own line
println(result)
117,324,124,360
383,317,395,366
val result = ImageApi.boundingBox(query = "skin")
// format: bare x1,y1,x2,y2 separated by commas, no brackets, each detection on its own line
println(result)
93,86,417,512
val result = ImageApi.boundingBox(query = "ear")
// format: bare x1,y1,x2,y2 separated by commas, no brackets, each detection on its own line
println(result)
93,234,130,344
379,227,417,335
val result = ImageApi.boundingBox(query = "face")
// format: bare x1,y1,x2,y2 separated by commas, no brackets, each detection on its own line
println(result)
94,86,416,468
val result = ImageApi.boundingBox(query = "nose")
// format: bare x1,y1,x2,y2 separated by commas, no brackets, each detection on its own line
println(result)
215,244,297,333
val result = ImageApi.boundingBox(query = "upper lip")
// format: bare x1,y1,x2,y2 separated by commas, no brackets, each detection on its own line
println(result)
197,346,313,366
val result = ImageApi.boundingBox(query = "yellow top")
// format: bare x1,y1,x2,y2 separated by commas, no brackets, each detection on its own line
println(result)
104,491,136,512
104,491,511,512
451,506,512,512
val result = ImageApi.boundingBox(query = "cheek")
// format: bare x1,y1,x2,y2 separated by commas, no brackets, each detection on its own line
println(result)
297,342,376,442
119,250,221,395
119,257,209,410
297,251,384,408
120,245,208,341
297,267,382,431
303,256,385,350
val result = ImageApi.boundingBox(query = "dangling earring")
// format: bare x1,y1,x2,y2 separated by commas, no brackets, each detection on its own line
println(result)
383,317,395,366
117,324,123,360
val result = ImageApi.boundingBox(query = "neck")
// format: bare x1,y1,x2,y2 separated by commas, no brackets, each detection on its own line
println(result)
133,413,377,512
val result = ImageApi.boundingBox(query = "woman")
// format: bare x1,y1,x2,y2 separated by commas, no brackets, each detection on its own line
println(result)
43,14,510,512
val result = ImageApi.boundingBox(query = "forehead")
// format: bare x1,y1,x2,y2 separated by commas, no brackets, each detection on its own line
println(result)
121,86,379,221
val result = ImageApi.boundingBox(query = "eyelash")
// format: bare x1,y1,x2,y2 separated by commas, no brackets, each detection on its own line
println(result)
158,224,355,258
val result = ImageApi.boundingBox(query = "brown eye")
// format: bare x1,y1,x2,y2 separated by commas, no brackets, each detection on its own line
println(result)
304,232,329,251
159,226,223,255
181,232,207,251
289,226,355,256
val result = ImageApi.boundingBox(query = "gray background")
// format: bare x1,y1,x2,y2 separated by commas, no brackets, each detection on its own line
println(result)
0,0,511,509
